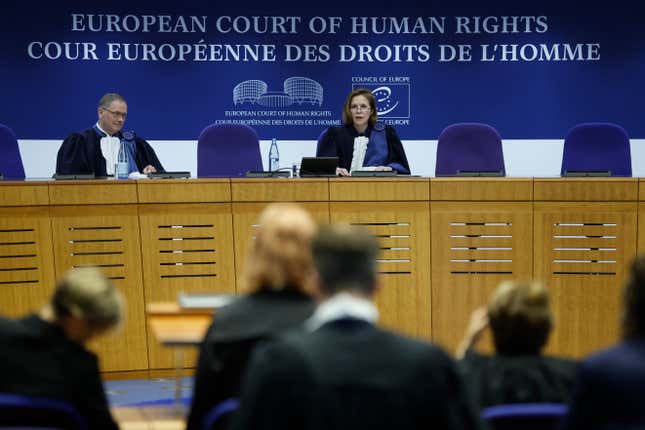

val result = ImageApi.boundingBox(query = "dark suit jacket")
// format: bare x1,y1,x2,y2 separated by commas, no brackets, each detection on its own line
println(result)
0,315,118,430
186,289,315,430
317,124,410,174
55,127,164,176
459,349,577,409
560,339,645,430
232,318,483,430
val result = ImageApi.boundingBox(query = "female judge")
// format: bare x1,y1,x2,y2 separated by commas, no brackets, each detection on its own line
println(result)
317,88,410,176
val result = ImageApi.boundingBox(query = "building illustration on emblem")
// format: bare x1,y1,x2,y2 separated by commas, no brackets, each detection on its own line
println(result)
233,77,323,108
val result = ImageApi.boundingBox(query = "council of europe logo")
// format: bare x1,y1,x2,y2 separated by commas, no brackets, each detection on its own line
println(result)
233,77,323,108
352,81,410,119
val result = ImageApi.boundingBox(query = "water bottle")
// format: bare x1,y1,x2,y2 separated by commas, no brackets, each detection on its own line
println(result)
116,141,129,179
268,138,279,172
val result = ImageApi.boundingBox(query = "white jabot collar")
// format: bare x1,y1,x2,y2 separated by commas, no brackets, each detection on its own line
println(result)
306,292,379,332
350,136,369,173
97,123,120,175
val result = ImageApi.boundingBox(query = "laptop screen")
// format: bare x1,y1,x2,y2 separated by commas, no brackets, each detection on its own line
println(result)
300,157,338,177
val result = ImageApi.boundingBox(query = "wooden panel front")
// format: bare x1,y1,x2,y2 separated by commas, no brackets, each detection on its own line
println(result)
534,178,638,201
138,203,235,369
330,202,431,340
49,181,138,205
0,206,55,317
329,178,429,201
431,178,533,201
50,205,148,372
231,178,328,202
431,202,533,354
0,183,49,206
137,179,231,203
534,202,637,358
232,202,330,292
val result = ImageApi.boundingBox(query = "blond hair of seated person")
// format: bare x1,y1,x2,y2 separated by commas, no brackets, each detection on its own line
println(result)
0,267,123,429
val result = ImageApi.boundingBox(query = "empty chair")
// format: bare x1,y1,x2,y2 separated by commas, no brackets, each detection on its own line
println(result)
197,124,262,177
0,124,25,179
482,403,567,430
0,393,86,429
561,122,632,176
435,123,505,176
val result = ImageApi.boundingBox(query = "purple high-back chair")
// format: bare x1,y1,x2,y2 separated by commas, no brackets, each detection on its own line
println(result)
197,124,262,177
482,403,567,430
435,123,505,176
315,128,329,156
561,123,632,177
0,393,87,429
0,124,25,179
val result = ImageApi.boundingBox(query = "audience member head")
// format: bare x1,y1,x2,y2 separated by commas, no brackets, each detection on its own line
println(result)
311,223,379,297
97,93,127,135
342,88,378,129
623,255,645,340
488,281,553,355
48,267,124,344
241,203,317,295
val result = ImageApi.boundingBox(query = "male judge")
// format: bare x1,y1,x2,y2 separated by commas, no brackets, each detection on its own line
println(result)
231,224,482,430
55,93,164,176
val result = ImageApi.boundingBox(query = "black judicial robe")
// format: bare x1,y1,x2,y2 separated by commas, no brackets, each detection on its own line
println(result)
0,315,118,430
317,124,410,174
55,127,164,176
459,349,577,410
232,319,483,430
186,289,315,430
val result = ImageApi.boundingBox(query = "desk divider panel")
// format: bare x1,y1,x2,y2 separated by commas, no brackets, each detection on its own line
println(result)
232,202,330,292
138,203,235,370
330,201,431,340
534,202,637,358
50,204,148,372
0,206,56,317
430,201,533,354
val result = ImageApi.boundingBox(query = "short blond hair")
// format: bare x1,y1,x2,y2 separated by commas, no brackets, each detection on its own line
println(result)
52,267,123,331
240,203,317,294
488,281,553,354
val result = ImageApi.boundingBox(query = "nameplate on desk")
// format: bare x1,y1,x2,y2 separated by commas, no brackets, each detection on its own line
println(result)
53,173,96,180
456,170,504,177
148,171,191,179
178,293,236,309
351,170,398,177
563,170,612,177
245,171,290,178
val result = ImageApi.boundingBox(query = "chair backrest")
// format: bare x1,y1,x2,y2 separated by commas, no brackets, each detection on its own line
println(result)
202,398,239,430
435,123,505,176
561,122,632,176
0,124,25,179
482,403,567,430
197,124,262,177
315,128,329,156
0,393,86,429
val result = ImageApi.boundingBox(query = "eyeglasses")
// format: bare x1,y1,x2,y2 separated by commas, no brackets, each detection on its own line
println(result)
102,107,127,119
350,104,371,113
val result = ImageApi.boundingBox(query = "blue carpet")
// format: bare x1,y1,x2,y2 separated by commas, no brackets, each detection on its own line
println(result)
105,377,193,407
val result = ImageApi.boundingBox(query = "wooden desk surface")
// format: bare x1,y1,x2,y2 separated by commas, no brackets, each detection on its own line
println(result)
146,302,214,346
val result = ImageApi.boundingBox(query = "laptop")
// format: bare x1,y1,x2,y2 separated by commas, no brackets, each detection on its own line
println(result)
299,157,339,177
